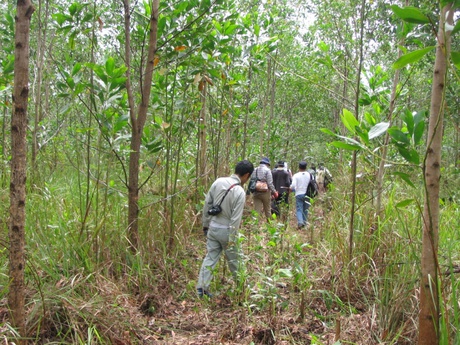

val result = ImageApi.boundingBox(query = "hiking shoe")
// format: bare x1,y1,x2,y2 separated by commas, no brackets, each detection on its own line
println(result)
197,288,213,298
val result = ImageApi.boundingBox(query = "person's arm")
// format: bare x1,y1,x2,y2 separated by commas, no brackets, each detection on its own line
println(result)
266,169,276,194
202,183,216,228
290,175,296,192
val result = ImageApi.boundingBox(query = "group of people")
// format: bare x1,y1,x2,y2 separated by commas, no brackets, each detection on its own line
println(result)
251,157,332,227
196,158,332,298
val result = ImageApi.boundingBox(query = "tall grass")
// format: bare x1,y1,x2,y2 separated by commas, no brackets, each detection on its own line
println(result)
1,159,460,344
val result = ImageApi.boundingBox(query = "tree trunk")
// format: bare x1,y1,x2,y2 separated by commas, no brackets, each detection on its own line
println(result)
418,4,454,345
348,0,366,266
124,0,159,252
260,58,271,156
198,77,208,186
31,0,49,175
242,62,252,159
10,0,35,341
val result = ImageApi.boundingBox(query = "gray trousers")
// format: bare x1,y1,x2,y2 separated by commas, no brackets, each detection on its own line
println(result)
197,226,240,291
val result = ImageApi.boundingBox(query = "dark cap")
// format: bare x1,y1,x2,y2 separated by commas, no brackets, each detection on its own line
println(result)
277,160,284,167
260,157,270,165
299,161,307,169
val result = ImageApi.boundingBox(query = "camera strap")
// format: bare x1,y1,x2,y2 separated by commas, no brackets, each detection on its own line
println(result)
217,183,239,207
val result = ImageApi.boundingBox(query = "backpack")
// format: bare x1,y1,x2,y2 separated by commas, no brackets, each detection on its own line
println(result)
248,175,258,193
324,171,332,187
316,169,325,184
248,168,262,193
306,172,318,198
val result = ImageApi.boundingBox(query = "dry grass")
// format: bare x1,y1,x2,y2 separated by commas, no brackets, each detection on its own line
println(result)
0,189,422,344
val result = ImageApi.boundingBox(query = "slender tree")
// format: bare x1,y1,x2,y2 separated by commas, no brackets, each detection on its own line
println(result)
418,3,455,344
123,0,159,252
9,0,35,341
348,0,366,265
31,0,49,174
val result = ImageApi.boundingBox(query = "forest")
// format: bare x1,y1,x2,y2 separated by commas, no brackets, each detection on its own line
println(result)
2,0,460,344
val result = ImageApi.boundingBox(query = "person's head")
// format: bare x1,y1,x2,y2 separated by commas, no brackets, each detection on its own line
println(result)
299,161,307,171
310,164,316,171
235,160,254,184
260,157,270,166
277,160,284,168
319,163,324,169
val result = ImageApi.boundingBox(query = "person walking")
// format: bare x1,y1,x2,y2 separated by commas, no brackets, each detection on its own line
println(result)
272,160,291,220
197,160,254,297
308,164,317,179
290,161,312,229
250,157,277,221
316,163,333,194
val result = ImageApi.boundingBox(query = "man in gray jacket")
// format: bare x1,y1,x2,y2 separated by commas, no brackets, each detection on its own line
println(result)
197,160,254,297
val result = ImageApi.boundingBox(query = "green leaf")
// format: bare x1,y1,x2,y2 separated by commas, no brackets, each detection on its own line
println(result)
451,19,460,36
402,110,414,136
355,126,370,146
451,51,460,69
254,24,260,37
69,3,79,16
82,13,93,23
71,62,82,76
277,268,293,278
331,141,361,151
413,110,426,126
368,122,389,140
145,138,163,153
157,15,167,37
174,1,189,14
320,128,336,136
3,55,14,74
114,114,129,132
388,128,410,145
53,13,71,26
66,76,75,89
105,57,115,76
413,120,425,145
249,101,258,112
92,65,108,84
397,146,420,164
341,108,359,134
393,46,435,69
336,135,362,147
396,199,415,208
318,41,329,52
390,5,430,24
68,31,77,50
393,172,415,188
213,19,222,33
364,112,376,126
224,24,239,35
110,77,127,91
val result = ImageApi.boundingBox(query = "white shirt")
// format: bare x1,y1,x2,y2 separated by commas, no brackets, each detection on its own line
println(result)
290,171,311,196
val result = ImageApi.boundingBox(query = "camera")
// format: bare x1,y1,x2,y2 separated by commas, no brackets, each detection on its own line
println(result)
207,205,222,216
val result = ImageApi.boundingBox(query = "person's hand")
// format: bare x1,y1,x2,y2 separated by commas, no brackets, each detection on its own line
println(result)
203,227,208,236
273,191,279,199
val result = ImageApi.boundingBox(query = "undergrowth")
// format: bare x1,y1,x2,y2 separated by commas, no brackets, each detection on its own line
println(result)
0,164,459,344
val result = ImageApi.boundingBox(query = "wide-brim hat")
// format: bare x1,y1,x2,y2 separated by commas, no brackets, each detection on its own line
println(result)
260,157,270,165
